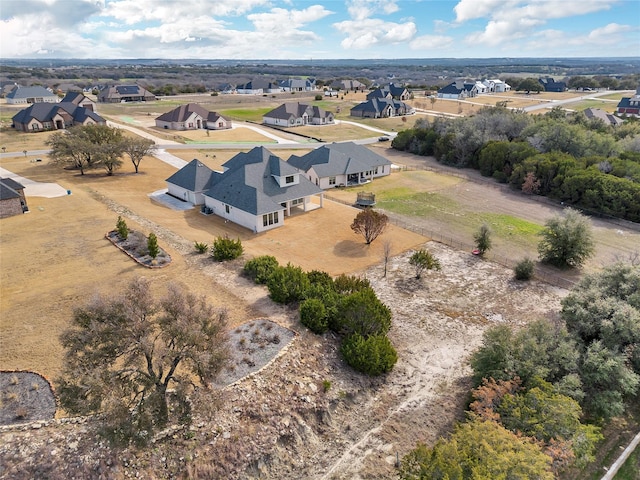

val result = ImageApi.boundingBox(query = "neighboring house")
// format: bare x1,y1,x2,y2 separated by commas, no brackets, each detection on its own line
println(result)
165,159,215,205
482,79,511,93
366,83,410,101
217,83,236,94
437,81,478,99
5,85,59,104
55,83,83,94
0,178,29,218
474,81,489,94
263,102,334,127
204,147,323,232
279,78,316,92
331,79,366,91
583,108,625,126
350,97,413,118
61,91,96,111
155,103,231,130
236,79,281,95
12,101,106,133
539,77,567,92
98,85,156,103
616,87,640,116
288,142,392,189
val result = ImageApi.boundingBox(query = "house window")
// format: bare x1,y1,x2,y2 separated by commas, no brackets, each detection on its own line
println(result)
285,175,294,184
329,177,336,185
225,205,230,214
263,212,279,226
374,167,379,175
291,198,303,206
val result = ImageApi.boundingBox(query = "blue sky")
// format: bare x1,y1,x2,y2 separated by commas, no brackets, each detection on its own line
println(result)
1,0,638,59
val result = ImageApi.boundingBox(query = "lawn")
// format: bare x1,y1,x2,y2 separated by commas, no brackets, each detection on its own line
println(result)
219,107,273,122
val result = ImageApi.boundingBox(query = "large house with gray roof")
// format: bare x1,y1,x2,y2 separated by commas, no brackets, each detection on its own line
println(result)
12,93,105,133
288,142,392,189
155,103,231,130
263,102,334,127
279,78,316,92
165,147,323,232
616,87,640,117
98,85,156,103
350,97,413,118
6,85,59,104
437,81,478,99
236,79,281,95
366,83,410,101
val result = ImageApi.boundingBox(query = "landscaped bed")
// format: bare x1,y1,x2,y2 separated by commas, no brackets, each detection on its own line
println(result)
0,371,56,426
106,229,172,268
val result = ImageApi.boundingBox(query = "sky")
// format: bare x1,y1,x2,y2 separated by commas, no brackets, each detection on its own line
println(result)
0,0,639,60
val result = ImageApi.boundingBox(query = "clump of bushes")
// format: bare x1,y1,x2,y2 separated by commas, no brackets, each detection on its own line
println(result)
514,257,535,280
252,260,397,376
267,264,309,304
211,235,243,261
341,333,398,376
243,255,279,284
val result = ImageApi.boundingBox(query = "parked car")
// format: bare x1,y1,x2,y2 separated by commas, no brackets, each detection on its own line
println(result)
378,136,390,142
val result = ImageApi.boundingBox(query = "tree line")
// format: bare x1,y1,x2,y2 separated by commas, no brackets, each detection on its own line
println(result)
392,106,640,222
46,124,156,175
400,262,640,478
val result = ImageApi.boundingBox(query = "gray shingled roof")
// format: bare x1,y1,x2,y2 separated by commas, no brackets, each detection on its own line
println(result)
263,102,331,121
207,147,322,215
6,85,56,100
0,178,24,200
155,103,228,124
165,159,215,192
12,102,104,125
288,142,391,177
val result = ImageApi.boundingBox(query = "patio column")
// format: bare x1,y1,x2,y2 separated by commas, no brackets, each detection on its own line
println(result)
320,193,324,208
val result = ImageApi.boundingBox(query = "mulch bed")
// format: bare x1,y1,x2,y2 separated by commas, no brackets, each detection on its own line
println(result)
0,371,56,426
106,230,171,268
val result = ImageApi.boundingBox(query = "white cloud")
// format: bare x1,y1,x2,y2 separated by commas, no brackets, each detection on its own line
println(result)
454,0,621,49
334,18,416,50
346,0,399,21
247,5,333,31
101,0,270,25
409,35,454,51
587,22,633,40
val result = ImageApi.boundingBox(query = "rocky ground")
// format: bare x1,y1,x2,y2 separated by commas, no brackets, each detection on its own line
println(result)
0,241,565,479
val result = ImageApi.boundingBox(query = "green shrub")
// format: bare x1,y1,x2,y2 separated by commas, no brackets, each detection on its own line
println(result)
243,255,279,284
267,263,310,304
147,233,159,259
307,270,335,290
515,257,535,280
322,380,331,392
333,287,392,337
341,333,398,376
211,235,243,261
333,274,370,294
194,241,209,254
116,216,129,240
314,94,323,101
300,298,328,334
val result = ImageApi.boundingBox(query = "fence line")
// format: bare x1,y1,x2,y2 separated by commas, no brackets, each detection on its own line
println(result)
324,192,577,290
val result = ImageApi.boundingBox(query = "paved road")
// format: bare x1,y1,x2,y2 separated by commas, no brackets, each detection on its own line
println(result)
522,90,625,112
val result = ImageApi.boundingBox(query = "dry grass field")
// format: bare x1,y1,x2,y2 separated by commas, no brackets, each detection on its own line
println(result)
0,152,425,382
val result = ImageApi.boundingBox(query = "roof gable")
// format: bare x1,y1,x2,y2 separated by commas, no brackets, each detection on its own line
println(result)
165,159,215,192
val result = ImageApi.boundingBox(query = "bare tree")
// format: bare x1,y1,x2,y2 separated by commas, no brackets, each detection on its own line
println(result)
351,208,388,245
57,278,229,446
382,240,392,278
122,137,156,173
